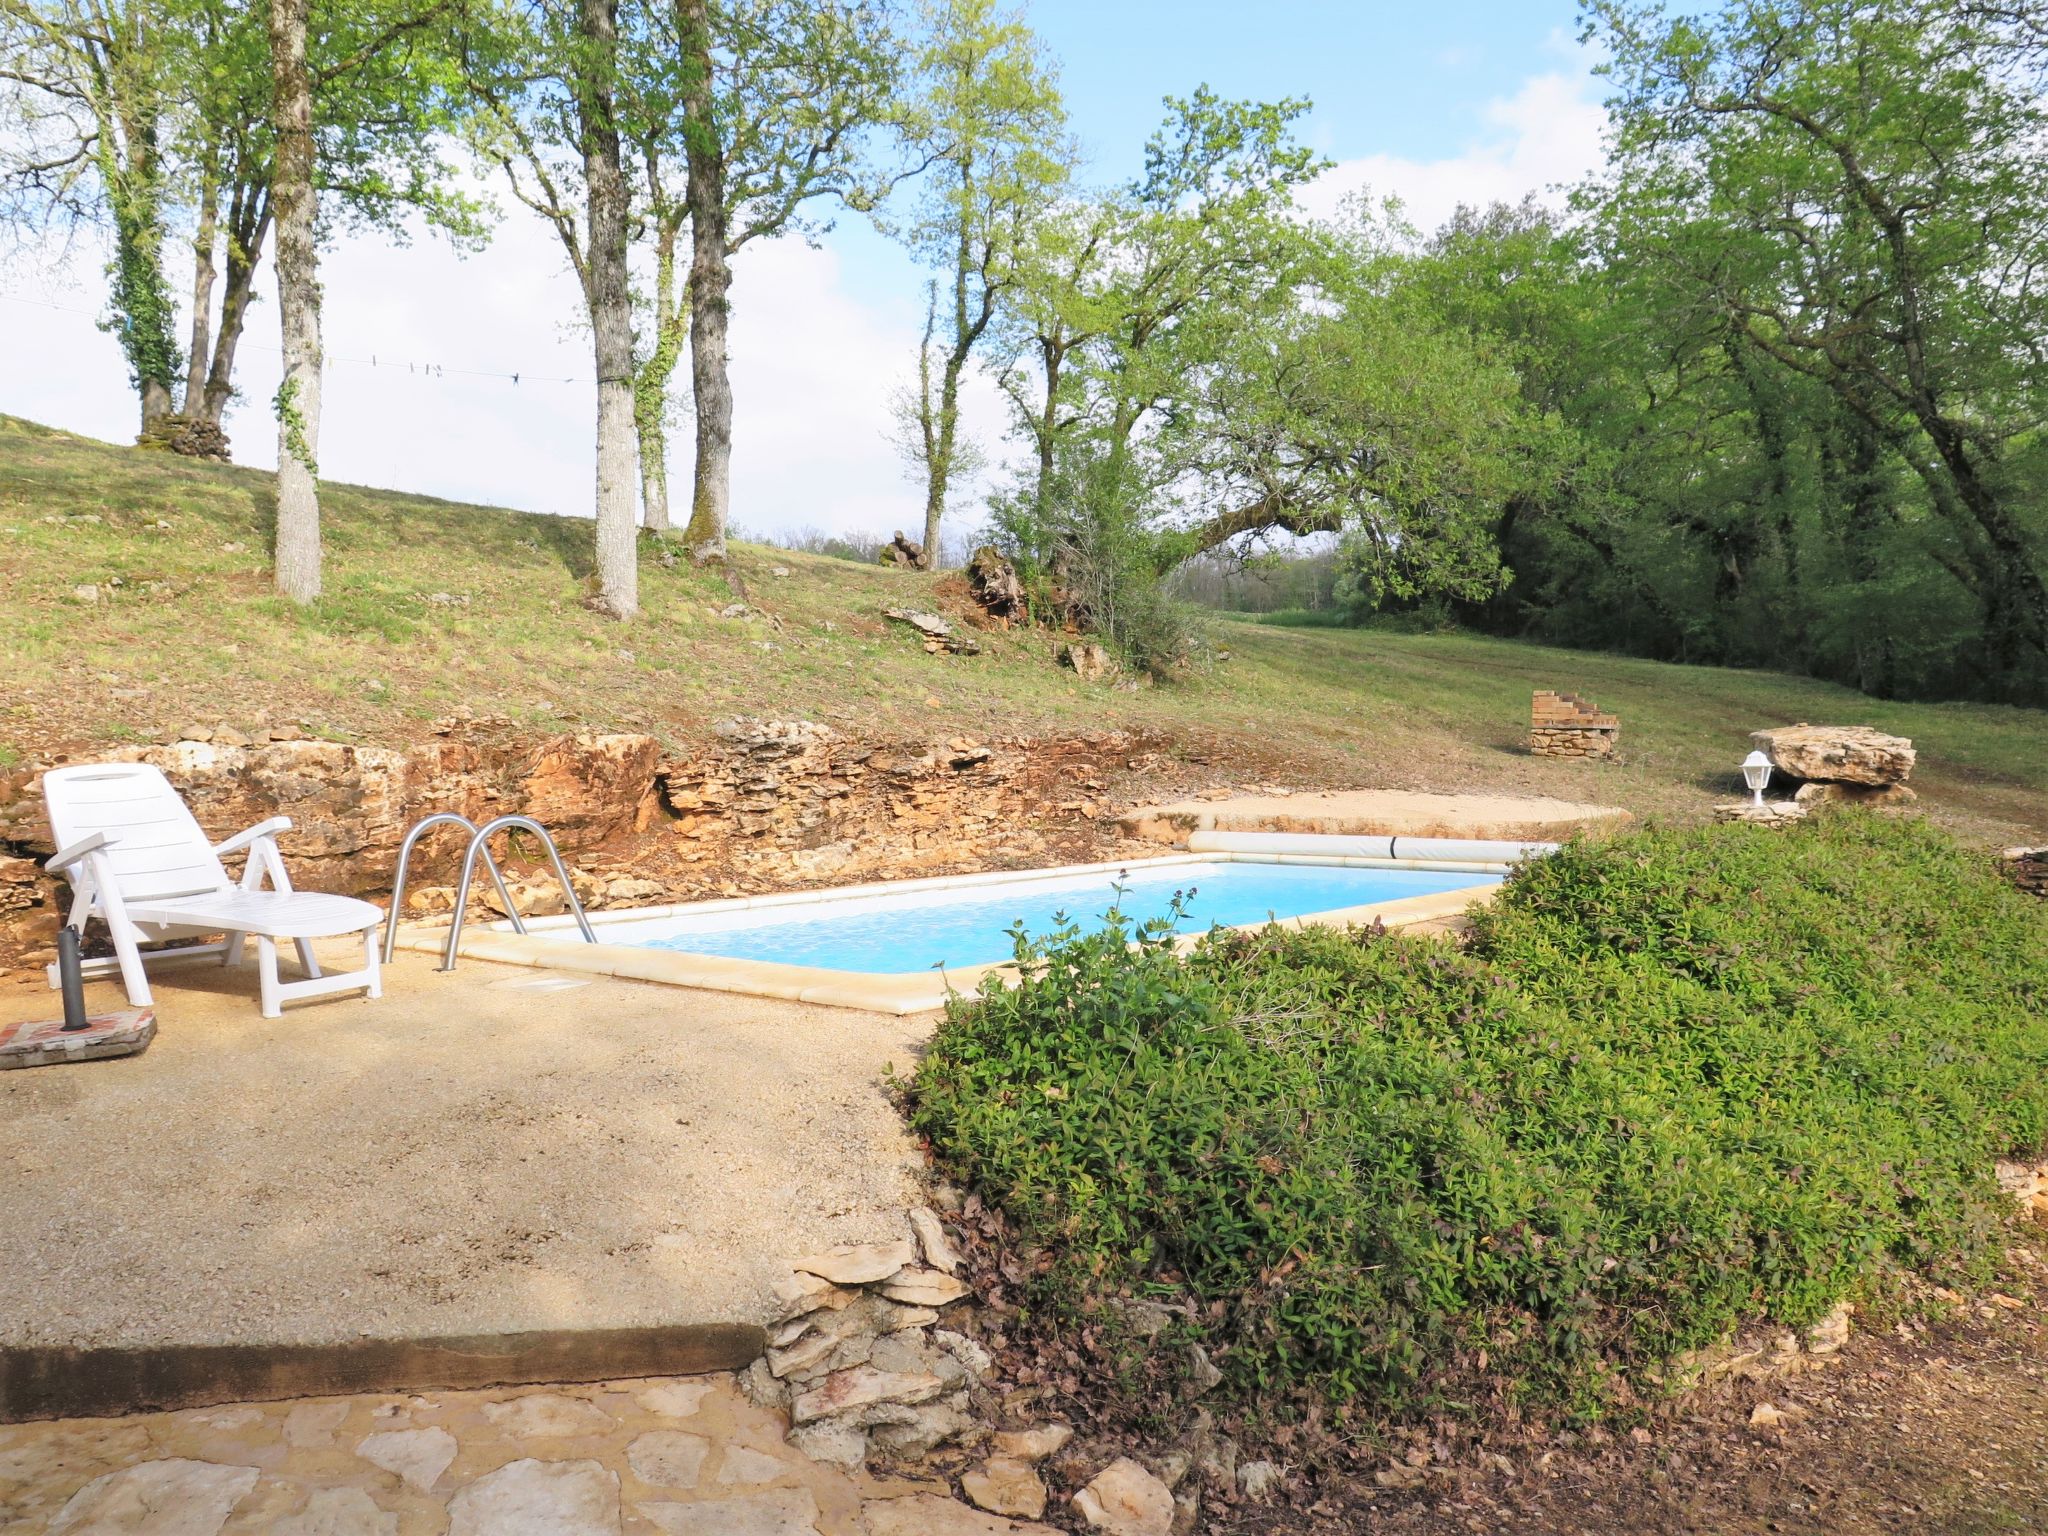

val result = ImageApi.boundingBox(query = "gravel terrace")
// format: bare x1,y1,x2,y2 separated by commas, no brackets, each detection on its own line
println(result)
0,944,931,1354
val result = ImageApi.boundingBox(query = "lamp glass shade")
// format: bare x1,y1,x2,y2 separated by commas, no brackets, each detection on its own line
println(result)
1740,750,1773,792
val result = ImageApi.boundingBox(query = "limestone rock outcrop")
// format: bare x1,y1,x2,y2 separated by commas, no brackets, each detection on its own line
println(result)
1750,724,1915,787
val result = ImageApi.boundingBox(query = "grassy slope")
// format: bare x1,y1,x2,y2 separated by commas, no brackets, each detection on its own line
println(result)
4,413,2045,842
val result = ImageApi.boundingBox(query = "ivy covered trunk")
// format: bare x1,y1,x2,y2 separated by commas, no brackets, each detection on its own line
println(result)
580,0,639,617
678,0,731,567
102,110,180,435
633,216,687,534
268,0,321,604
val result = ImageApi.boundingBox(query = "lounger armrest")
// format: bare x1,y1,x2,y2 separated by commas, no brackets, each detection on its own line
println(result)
213,817,293,857
48,831,114,870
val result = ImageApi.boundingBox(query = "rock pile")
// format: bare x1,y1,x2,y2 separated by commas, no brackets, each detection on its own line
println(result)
2000,847,2048,897
1750,724,1918,806
742,1216,985,1470
1529,690,1619,759
880,531,926,569
886,608,981,655
135,412,231,461
1997,1159,2048,1222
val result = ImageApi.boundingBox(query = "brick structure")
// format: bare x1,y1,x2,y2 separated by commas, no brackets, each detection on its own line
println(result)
1530,690,1619,759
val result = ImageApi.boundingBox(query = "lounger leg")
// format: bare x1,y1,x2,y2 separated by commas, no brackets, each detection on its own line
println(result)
224,931,246,968
363,927,382,999
257,936,282,1019
111,932,154,1009
294,938,323,979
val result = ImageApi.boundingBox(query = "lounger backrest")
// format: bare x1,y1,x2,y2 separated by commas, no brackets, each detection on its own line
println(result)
42,763,231,903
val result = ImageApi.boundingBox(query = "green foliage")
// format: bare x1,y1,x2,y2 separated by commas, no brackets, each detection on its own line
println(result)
987,431,1200,677
102,194,182,402
1461,0,2048,703
909,815,2048,1420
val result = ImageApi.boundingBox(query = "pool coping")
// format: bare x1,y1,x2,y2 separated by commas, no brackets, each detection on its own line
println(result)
391,852,1505,1016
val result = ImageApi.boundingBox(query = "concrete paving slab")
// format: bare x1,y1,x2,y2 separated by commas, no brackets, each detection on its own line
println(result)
1118,788,1631,843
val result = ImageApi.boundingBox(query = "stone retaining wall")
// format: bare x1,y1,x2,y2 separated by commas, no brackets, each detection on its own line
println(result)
0,719,1155,972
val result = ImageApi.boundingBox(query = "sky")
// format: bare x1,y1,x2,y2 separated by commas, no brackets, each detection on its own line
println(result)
0,1,1608,541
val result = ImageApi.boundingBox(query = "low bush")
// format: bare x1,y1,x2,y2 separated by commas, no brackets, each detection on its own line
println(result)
907,815,2048,1422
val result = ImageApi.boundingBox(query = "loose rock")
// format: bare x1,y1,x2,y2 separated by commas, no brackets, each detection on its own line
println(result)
880,1267,971,1307
1073,1458,1175,1536
792,1366,944,1424
908,1207,962,1273
1805,1301,1853,1355
1752,724,1916,786
791,1239,917,1286
1236,1460,1284,1502
991,1424,1073,1463
962,1456,1049,1520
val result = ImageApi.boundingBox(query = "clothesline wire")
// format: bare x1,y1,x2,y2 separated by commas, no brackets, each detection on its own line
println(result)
1,292,589,386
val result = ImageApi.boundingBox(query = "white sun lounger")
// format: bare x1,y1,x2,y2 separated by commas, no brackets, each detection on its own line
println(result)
41,762,383,1019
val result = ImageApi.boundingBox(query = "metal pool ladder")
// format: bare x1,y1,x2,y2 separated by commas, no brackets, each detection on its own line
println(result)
384,812,598,972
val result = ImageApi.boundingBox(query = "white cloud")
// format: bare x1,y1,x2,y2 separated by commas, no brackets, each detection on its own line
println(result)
1,205,996,542
1299,65,1611,238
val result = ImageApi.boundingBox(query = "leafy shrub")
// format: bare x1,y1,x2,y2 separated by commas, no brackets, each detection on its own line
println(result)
908,815,2048,1421
985,434,1202,678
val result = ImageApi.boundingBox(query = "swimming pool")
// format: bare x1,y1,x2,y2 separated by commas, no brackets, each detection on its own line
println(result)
400,848,1518,1014
607,860,1495,974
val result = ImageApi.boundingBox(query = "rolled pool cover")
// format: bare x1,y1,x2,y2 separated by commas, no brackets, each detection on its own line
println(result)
1186,830,1557,865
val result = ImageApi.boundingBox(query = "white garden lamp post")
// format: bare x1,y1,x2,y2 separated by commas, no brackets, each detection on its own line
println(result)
1741,750,1773,807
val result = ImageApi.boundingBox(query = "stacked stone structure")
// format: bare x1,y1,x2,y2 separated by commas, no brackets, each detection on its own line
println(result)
1529,690,1620,759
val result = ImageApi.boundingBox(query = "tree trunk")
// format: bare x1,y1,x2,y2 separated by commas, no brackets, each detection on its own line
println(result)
919,211,969,566
678,0,732,566
183,163,219,417
1033,334,1064,515
268,0,321,605
203,190,272,426
580,0,639,616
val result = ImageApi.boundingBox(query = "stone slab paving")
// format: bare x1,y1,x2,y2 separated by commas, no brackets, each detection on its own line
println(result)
0,1375,1051,1536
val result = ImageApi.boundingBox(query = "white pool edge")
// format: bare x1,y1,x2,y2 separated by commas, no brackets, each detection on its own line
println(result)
391,852,1511,1016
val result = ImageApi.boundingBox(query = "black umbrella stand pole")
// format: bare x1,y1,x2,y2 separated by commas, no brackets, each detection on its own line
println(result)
57,926,90,1031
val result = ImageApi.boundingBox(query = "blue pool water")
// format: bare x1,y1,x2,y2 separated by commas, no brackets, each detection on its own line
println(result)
617,861,1497,974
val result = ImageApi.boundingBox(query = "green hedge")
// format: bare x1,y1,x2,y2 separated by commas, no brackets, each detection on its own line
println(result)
907,815,2048,1417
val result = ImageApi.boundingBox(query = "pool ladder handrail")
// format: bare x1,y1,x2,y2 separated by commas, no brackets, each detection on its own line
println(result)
440,814,597,971
382,812,597,970
385,813,518,964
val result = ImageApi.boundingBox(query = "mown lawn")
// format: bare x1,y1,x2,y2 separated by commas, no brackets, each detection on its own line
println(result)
4,413,2044,842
